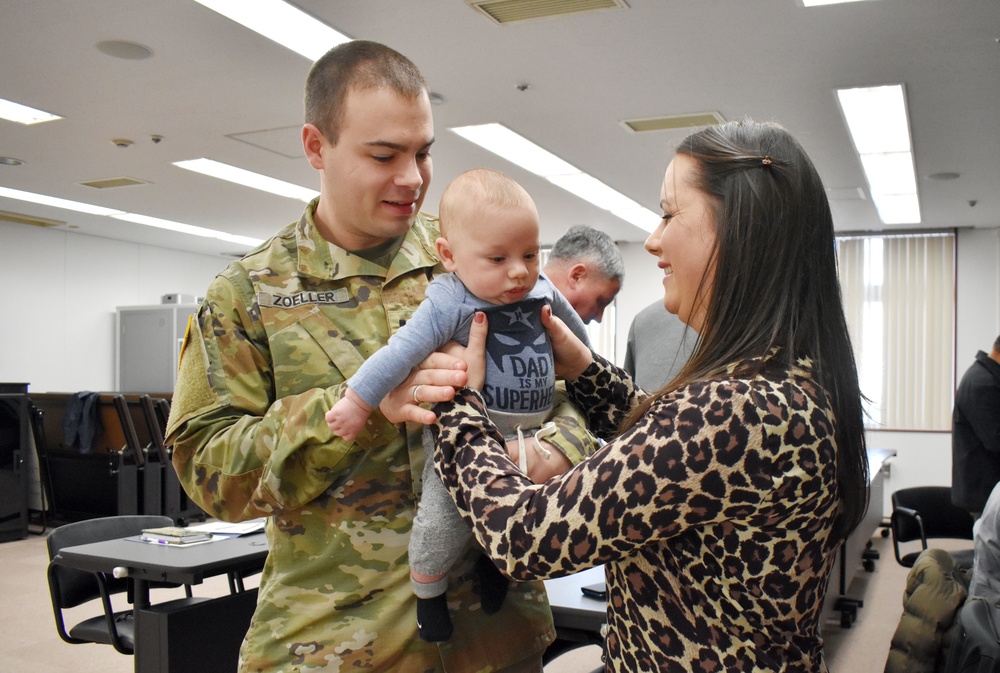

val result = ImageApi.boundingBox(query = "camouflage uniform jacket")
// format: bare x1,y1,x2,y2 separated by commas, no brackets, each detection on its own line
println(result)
166,201,594,673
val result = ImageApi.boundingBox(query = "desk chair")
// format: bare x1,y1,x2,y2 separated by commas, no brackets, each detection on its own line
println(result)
150,397,208,525
30,393,145,520
890,486,975,569
46,515,204,654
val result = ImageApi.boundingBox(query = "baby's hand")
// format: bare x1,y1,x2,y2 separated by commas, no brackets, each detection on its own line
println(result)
325,390,373,442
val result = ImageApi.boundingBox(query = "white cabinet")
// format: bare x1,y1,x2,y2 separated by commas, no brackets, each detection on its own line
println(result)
116,304,199,394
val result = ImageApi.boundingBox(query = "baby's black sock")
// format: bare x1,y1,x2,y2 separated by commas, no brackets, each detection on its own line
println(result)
416,594,453,643
476,553,509,614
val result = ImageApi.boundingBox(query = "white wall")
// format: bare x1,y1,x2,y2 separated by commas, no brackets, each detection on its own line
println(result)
613,240,663,366
1,219,997,514
0,221,228,393
956,227,1000,363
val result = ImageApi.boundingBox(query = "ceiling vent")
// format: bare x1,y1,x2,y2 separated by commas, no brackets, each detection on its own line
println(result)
622,112,726,133
467,0,628,24
0,209,65,227
79,176,150,189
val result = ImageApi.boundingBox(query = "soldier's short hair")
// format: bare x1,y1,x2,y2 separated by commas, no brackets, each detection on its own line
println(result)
305,40,427,144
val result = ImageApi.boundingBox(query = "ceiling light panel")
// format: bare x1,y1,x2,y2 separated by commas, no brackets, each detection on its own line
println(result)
174,158,318,202
0,186,123,216
802,0,871,6
450,122,659,232
837,85,911,154
836,84,920,225
0,186,263,248
0,98,62,125
192,0,351,60
451,124,577,177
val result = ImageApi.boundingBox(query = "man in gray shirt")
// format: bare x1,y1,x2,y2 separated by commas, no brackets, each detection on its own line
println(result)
623,299,696,391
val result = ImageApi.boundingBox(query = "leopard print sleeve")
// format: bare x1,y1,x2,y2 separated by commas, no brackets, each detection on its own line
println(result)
432,365,837,566
432,363,842,671
563,352,643,439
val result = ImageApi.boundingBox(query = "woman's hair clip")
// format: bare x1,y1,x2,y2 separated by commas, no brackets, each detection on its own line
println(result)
761,156,773,166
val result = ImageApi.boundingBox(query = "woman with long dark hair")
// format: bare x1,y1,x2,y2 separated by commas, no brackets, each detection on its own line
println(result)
429,119,868,672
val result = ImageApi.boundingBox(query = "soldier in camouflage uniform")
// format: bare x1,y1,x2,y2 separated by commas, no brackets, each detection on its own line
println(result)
165,40,596,673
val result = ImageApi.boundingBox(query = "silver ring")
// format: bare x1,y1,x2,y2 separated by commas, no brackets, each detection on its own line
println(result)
412,385,423,403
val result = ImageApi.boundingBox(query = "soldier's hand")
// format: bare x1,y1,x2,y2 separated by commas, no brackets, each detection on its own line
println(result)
505,437,572,484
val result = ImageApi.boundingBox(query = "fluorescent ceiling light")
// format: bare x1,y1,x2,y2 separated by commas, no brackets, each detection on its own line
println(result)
868,194,921,226
112,212,263,246
837,86,910,153
859,153,917,195
192,0,351,60
0,187,122,216
450,123,659,232
0,186,263,247
546,173,645,213
0,98,62,125
451,124,578,177
836,84,920,225
175,158,319,202
802,0,869,6
112,212,231,238
611,207,659,231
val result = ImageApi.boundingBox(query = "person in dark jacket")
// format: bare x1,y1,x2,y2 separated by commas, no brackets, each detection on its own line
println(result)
952,336,1000,516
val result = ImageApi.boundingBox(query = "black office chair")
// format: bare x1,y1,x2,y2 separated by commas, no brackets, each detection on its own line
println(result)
45,515,203,654
890,486,975,569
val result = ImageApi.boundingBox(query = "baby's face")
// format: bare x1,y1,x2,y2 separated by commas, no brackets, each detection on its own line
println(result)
441,202,540,305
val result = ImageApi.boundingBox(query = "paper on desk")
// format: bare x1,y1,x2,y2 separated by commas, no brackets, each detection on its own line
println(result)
135,535,218,547
188,518,267,536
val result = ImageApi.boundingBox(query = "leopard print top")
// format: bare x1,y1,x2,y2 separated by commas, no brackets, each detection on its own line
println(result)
431,353,839,672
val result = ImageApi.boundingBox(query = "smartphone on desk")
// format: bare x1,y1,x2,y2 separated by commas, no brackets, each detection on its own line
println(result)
581,582,607,600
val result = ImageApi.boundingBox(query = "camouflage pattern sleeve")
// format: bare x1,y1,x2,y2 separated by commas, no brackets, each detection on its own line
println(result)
542,382,601,464
167,269,400,521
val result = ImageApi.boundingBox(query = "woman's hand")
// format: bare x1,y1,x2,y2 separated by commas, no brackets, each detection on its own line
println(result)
541,305,593,380
379,352,469,426
378,312,489,426
439,311,487,390
463,311,487,389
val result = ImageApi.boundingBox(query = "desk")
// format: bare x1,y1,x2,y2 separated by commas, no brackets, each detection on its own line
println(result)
823,447,896,628
543,566,607,661
56,532,605,671
53,533,268,673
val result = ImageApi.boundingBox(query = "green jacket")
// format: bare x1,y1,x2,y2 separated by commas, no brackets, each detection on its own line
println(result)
166,201,596,672
885,548,971,673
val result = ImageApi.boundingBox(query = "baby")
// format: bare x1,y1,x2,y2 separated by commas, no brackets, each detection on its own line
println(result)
325,168,591,641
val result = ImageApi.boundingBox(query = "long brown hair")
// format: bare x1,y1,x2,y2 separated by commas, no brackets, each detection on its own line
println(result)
623,119,868,541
